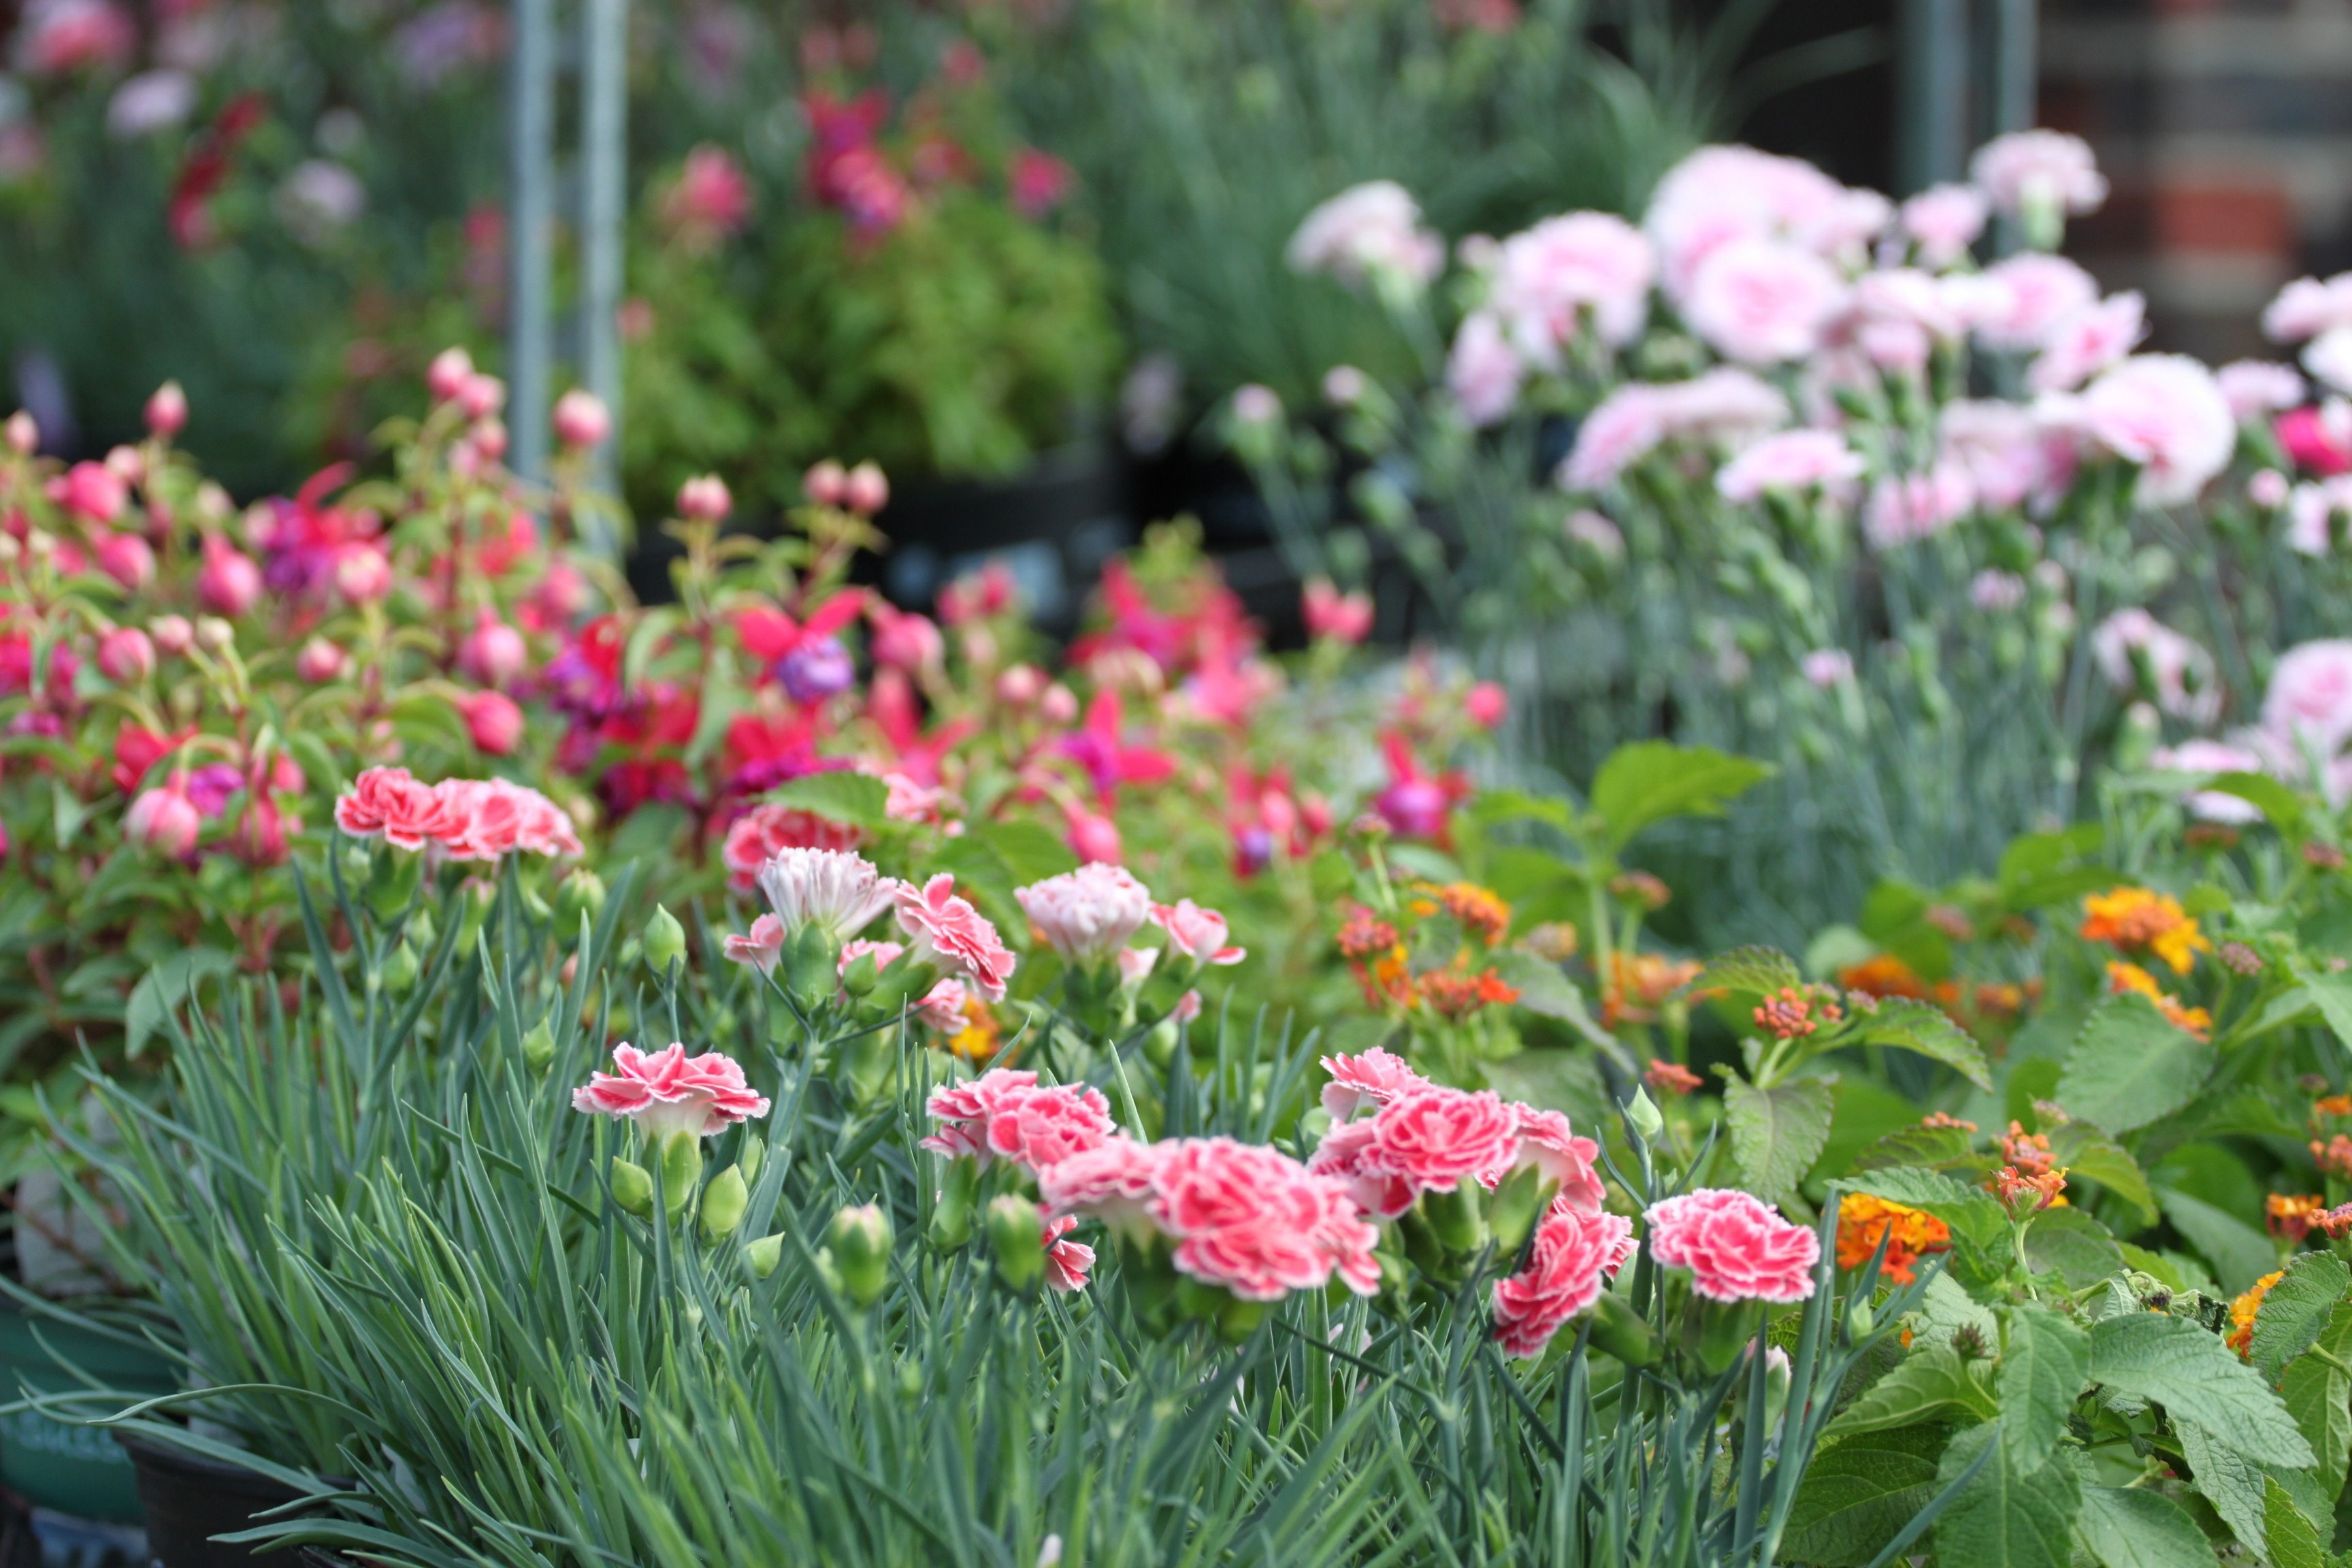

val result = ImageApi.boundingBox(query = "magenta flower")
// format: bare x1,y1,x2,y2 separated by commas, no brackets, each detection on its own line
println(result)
1493,1206,1637,1358
572,1043,772,1139
1644,1188,1819,1304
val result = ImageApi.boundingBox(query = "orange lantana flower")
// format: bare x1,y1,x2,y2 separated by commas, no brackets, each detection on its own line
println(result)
2230,1271,2284,1357
1835,1194,1951,1286
1838,953,1929,1002
2082,887,2211,975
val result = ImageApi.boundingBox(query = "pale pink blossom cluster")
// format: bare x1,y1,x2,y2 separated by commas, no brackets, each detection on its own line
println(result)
1015,862,1154,965
1967,130,2108,222
756,847,903,943
1862,463,1975,550
1042,1135,1382,1302
572,1043,772,1140
1644,144,1887,301
1561,368,1790,491
2091,608,2221,725
1847,267,1975,372
333,766,581,859
923,1068,1116,1174
1895,184,1989,269
2027,291,2144,393
1715,429,1863,504
1643,1188,1820,1304
1680,238,1849,365
2217,360,2306,423
1969,254,2100,353
1286,181,1445,294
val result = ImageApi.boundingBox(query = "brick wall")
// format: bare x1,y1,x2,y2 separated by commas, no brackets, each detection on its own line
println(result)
2044,0,2352,361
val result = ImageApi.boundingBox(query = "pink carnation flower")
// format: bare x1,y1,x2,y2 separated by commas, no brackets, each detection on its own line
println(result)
1971,253,2099,352
334,766,461,851
1492,1206,1638,1358
1015,863,1154,966
2078,355,2236,508
1938,399,2068,513
1680,238,1848,365
1561,385,1669,490
1306,1119,1417,1219
1863,462,1974,549
2149,738,2268,825
1039,1134,1168,1241
723,914,786,975
2217,360,2306,423
1714,429,1863,503
435,778,582,860
2264,639,2352,762
1644,145,1865,298
1367,1087,1520,1196
1319,1045,1431,1122
1488,211,1656,353
1897,183,1988,269
922,1068,1114,1173
1150,899,1245,968
2265,274,2352,344
757,848,902,943
572,1043,772,1140
721,804,863,892
1969,130,2107,220
895,873,1017,1001
1644,1188,1819,1304
1505,1106,1607,1214
1149,1138,1382,1301
2093,608,2220,725
1286,181,1443,293
2027,292,2145,394
1043,1215,1094,1293
1448,311,1524,427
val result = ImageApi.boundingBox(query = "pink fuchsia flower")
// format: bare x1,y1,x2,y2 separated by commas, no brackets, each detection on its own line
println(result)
1286,180,1445,294
552,389,610,449
1897,183,1988,269
1039,1134,1167,1241
1151,899,1245,968
1302,578,1375,644
2217,360,2306,423
676,474,732,522
1863,462,1974,549
458,615,529,688
2078,355,2236,508
1016,863,1154,966
1488,212,1657,352
1366,1087,1520,1196
843,462,889,515
867,602,943,672
1149,1137,1382,1300
661,145,754,245
572,1043,772,1140
1493,1205,1639,1358
295,636,348,684
1680,238,1847,364
125,782,201,858
1644,1188,1820,1304
1801,649,1854,689
335,766,462,851
1715,429,1863,503
723,913,787,975
49,460,125,523
426,346,475,403
457,374,505,421
2092,609,2220,725
2149,739,2268,825
144,380,188,438
2028,292,2146,394
2266,274,2352,343
95,627,154,685
756,847,902,943
197,536,263,617
1320,1047,1431,1122
921,1068,1115,1173
719,804,862,892
894,873,1017,1002
1062,803,1124,868
458,689,524,755
1969,129,2108,221
1042,1215,1094,1292
332,546,393,606
1010,147,1075,218
1447,311,1523,427
95,532,155,591
1971,253,2100,352
2264,639,2352,761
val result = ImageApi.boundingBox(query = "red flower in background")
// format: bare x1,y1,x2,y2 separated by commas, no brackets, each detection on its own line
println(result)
2278,405,2352,477
1058,689,1176,802
169,93,267,250
1010,148,1073,218
1373,733,1470,841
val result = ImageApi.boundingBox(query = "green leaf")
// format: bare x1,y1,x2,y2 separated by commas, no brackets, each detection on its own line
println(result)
2020,1207,2126,1291
2174,1420,2327,1555
1723,1075,1835,1202
2056,995,2210,1132
1488,951,1619,1056
1784,1426,1949,1567
1827,1347,2001,1436
2074,1485,2220,1568
1933,1421,2081,1568
966,819,1079,888
1467,789,1577,834
124,948,238,1060
2266,1475,2327,1568
2291,967,2352,1054
1478,1049,1607,1124
2047,1123,2157,1228
1852,998,1993,1090
767,771,892,830
2204,772,2306,837
2251,1252,2352,1384
1851,1122,1981,1173
1847,1167,2008,1255
2000,1305,2089,1470
2281,1299,2352,1497
1587,741,1772,850
2155,1187,2276,1296
2089,1312,2314,1468
1693,945,1802,998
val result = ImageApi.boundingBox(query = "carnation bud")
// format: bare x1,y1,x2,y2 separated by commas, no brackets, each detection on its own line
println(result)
150,614,195,657
96,627,155,685
380,940,421,994
1846,1295,1874,1340
830,1203,894,1307
644,904,687,974
803,459,847,506
144,380,188,440
365,843,424,919
743,1232,785,1279
1624,1087,1665,1143
556,870,606,927
700,1163,750,1242
930,1154,979,1253
610,1156,655,1218
986,1194,1046,1296
676,474,732,522
660,1129,701,1215
3,411,35,455
295,636,347,683
521,1018,556,1073
426,346,476,404
1587,1288,1661,1368
552,388,611,449
843,461,889,515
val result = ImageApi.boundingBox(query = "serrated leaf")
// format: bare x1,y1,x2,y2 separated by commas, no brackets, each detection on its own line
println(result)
2074,1484,2219,1568
1693,945,1802,997
766,771,891,829
1827,1346,2001,1436
1489,951,1619,1056
2047,1123,2157,1228
2253,1252,2352,1384
2281,1299,2352,1497
2175,1420,2327,1555
2056,994,2210,1132
2002,1305,2089,1470
2089,1312,2314,1468
2266,1474,2326,1568
1933,1421,2080,1568
1852,1122,1982,1173
1588,740,1773,851
1784,1426,1949,1567
2293,967,2352,1054
1724,1075,1834,1202
1852,998,1993,1090
2155,1187,2275,1296
2021,1207,2126,1290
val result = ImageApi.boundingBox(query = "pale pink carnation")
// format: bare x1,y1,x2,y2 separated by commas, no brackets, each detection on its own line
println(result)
1863,463,1975,549
1801,649,1855,689
1488,212,1656,353
757,848,902,942
2264,639,2352,762
1561,385,1669,490
895,873,1017,1001
2093,608,2220,725
1972,253,2100,352
2264,274,2352,344
1680,238,1848,364
1507,1106,1607,1214
2078,355,2236,508
723,913,787,975
2249,468,2291,511
572,1043,772,1140
1015,863,1153,966
2028,292,2145,394
1939,399,2066,512
1659,368,1792,446
1644,1188,1819,1304
1492,1206,1638,1358
1448,311,1524,427
2302,327,2352,398
1366,1087,1520,1196
1043,1215,1094,1292
922,1068,1115,1173
2149,738,2268,825
1286,181,1444,293
1897,183,1988,269
1319,1046,1431,1122
1039,1135,1167,1241
1970,130,2107,220
1150,899,1245,967
2288,481,2337,554
1644,145,1859,298
2217,360,2306,423
1715,429,1863,502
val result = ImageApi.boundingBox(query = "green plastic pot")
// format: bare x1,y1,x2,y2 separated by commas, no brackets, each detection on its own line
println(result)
0,1304,176,1522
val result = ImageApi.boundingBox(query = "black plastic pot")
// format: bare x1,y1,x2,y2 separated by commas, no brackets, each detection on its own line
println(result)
116,1432,312,1568
868,442,1132,633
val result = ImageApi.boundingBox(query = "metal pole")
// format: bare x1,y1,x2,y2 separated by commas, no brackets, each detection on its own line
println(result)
581,0,627,533
506,0,555,482
1993,0,2038,135
1897,0,1972,194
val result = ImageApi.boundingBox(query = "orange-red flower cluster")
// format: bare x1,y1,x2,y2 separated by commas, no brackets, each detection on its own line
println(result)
1835,1194,1950,1285
1645,1058,1703,1096
1753,985,1842,1040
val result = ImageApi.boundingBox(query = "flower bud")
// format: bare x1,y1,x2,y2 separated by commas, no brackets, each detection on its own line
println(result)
125,786,201,858
676,474,732,522
661,1129,701,1216
458,372,505,421
96,627,155,685
3,411,35,455
1846,1295,1874,1341
987,1194,1046,1295
366,842,423,919
1624,1087,1665,1143
426,346,475,404
644,904,687,974
458,689,523,755
930,1154,979,1253
333,547,391,604
521,1018,555,1073
197,538,261,618
802,459,847,506
700,1163,750,1242
843,461,889,515
193,616,234,653
830,1203,894,1307
1040,683,1079,725
468,419,508,463
743,1232,785,1279
610,1156,655,1218
96,532,155,591
145,380,188,440
150,614,194,657
380,940,421,994
458,616,528,687
552,388,611,449
295,636,347,683
996,664,1045,706
556,870,606,928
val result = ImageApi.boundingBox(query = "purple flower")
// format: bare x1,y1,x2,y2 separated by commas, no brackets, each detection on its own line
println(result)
777,636,855,704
